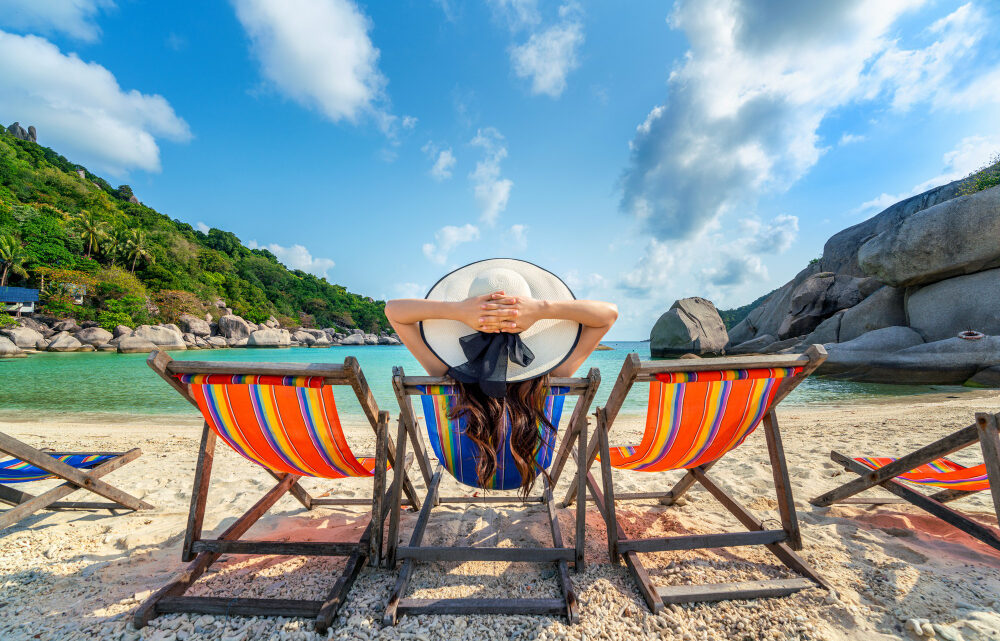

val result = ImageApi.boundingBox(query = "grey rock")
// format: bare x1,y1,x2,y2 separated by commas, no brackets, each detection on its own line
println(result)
77,344,96,352
133,325,186,350
858,185,1000,287
829,326,925,352
728,334,777,355
760,337,804,354
350,328,364,335
194,336,212,349
340,333,365,345
52,319,78,332
264,316,280,329
309,337,332,348
160,323,182,335
378,336,402,345
226,337,249,347
907,269,1000,341
16,317,49,333
967,365,1000,388
838,286,906,343
80,320,99,329
777,273,864,339
248,328,291,347
204,312,213,323
75,327,113,347
27,125,36,143
802,311,845,345
113,324,132,338
97,344,117,352
47,331,84,352
117,336,158,354
292,330,318,345
0,336,22,357
729,264,821,343
364,333,379,345
6,122,29,141
182,332,196,344
1,326,44,349
218,314,251,340
650,297,728,357
213,299,226,308
178,313,211,337
35,338,49,350
206,336,227,348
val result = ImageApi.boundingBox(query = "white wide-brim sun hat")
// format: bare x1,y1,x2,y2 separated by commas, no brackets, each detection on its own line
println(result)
420,258,581,382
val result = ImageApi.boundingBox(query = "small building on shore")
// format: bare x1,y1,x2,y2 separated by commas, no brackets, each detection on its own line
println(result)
0,286,39,315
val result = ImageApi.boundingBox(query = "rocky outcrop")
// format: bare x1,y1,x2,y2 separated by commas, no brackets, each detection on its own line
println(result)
248,329,290,347
47,332,84,352
218,314,251,340
1,326,44,349
7,122,36,142
0,336,22,357
132,325,186,350
858,186,1000,287
52,319,78,332
777,273,865,339
178,314,211,337
906,269,1000,341
378,336,402,345
340,333,365,345
75,327,113,347
650,297,728,358
117,336,158,354
837,286,906,343
113,324,132,338
729,334,777,355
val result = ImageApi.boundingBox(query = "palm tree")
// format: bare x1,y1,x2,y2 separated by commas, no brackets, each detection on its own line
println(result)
126,229,154,273
0,235,29,287
76,211,107,259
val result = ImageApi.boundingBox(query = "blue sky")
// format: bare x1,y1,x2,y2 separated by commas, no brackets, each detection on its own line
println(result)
1,1,998,339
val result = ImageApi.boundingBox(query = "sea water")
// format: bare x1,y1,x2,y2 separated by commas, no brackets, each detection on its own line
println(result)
0,341,970,423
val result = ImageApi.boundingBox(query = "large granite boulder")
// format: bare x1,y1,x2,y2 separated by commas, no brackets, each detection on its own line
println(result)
777,273,864,339
1,326,44,349
0,336,21,357
728,334,777,355
340,333,365,345
47,331,84,352
248,329,291,347
179,313,211,337
350,328,364,335
75,327,113,347
206,336,228,348
817,326,924,379
17,317,49,333
133,325,187,350
117,336,158,353
364,333,379,345
650,297,728,358
292,330,319,345
907,268,1000,341
858,185,1000,287
264,316,280,329
226,337,249,347
967,366,1000,387
52,319,78,332
310,336,332,348
113,324,132,338
802,311,845,345
378,336,402,345
218,314,251,340
837,286,906,343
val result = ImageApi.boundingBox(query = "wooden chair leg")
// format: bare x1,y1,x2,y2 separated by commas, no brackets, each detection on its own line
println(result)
975,412,1000,522
384,467,442,625
660,461,718,506
386,416,410,568
544,482,578,624
575,415,587,572
182,425,216,562
370,412,389,567
596,409,620,564
763,411,802,550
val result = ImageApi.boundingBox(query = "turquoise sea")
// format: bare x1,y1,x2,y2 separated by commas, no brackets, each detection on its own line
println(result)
0,341,971,423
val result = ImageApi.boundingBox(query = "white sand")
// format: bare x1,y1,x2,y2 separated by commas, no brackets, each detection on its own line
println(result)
2,390,1000,640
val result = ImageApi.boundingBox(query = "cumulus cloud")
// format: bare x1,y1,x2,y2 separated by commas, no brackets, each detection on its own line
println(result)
487,0,541,30
855,133,1000,216
0,0,115,42
231,0,389,126
401,115,418,129
838,133,865,146
422,223,480,264
422,142,456,181
470,128,513,225
0,31,191,175
510,4,584,98
393,282,426,298
621,0,997,242
507,223,528,251
702,254,768,287
196,221,211,233
247,240,336,278
740,214,799,253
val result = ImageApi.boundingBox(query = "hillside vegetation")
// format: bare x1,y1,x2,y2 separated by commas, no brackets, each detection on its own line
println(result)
0,128,389,332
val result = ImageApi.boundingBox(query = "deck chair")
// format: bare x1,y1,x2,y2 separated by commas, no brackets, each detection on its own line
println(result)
0,435,150,531
810,411,1000,552
382,366,600,625
134,351,421,632
564,347,830,612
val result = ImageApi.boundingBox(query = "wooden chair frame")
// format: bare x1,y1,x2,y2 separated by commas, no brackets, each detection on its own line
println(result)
564,347,831,612
381,366,600,625
0,435,151,532
811,411,1000,552
134,352,421,632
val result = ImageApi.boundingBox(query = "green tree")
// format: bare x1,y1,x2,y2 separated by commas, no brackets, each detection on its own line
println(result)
0,234,28,286
76,210,107,258
125,229,154,273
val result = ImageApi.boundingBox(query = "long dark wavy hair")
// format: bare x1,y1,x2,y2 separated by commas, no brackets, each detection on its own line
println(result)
448,375,554,498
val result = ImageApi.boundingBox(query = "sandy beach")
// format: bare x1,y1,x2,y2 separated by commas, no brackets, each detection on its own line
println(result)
2,390,1000,641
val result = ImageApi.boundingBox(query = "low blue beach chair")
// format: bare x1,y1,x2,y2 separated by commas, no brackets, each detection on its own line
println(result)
382,366,600,625
0,431,151,531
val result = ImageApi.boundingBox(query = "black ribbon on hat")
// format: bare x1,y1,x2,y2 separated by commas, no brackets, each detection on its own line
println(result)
447,331,535,398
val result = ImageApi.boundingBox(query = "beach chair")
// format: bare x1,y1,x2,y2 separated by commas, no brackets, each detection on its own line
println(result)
134,351,421,632
810,412,1000,552
0,435,150,531
564,347,830,612
382,366,600,625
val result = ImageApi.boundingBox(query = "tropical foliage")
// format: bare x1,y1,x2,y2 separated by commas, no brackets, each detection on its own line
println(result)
957,154,1000,196
718,290,774,330
0,126,390,332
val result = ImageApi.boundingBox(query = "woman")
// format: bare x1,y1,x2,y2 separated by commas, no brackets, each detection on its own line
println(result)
385,259,617,496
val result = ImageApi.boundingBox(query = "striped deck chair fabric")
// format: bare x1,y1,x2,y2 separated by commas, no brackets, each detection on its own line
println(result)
0,454,117,483
855,457,990,492
417,384,568,490
603,367,802,472
178,374,378,479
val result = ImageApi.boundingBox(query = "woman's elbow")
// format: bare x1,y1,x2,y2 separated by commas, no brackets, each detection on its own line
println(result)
604,302,619,326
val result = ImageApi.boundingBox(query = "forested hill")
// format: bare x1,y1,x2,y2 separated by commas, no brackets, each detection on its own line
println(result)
0,126,389,332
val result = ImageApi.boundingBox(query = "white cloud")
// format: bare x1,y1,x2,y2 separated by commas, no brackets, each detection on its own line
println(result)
854,133,1000,216
422,223,480,264
0,0,114,42
510,14,583,97
488,0,541,31
621,0,998,241
196,221,211,233
0,31,191,175
231,0,389,126
563,269,605,296
401,115,418,129
740,214,799,253
393,282,426,299
507,223,528,251
702,254,768,287
431,148,456,181
470,127,513,225
247,240,336,278
838,133,865,146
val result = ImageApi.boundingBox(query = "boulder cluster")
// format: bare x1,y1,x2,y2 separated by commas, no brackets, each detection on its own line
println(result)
0,303,401,357
6,122,36,143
